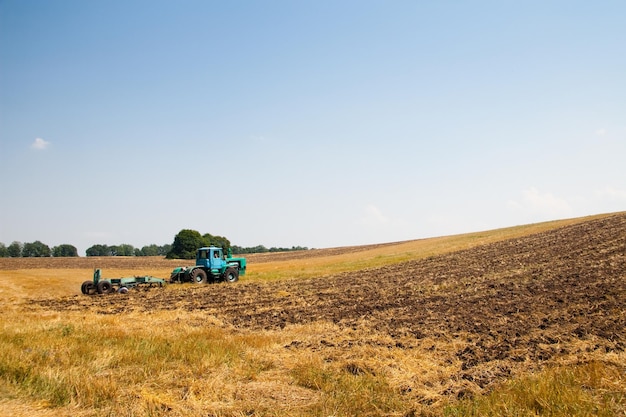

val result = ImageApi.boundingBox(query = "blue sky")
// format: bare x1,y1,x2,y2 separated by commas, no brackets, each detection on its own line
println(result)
1,1,625,255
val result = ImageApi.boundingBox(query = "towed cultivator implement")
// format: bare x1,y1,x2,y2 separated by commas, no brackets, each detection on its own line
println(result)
81,269,166,295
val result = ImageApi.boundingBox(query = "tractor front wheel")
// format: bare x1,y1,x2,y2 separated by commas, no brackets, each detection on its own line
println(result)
190,269,208,284
224,267,239,283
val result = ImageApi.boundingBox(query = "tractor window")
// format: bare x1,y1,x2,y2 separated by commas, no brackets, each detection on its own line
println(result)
199,251,208,259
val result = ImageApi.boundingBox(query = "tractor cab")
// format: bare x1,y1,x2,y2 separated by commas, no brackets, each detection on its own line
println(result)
196,247,225,270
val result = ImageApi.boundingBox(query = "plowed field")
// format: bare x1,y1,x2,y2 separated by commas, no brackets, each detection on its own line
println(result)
30,213,626,400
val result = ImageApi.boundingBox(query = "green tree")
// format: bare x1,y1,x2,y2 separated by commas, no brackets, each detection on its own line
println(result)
86,244,112,256
136,244,171,256
0,243,7,257
158,244,172,256
7,241,22,257
167,229,205,259
231,245,268,254
113,244,135,256
202,233,231,252
139,244,160,256
52,244,79,257
22,241,51,257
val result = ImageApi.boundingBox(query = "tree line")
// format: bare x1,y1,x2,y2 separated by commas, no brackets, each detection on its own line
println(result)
166,230,309,259
0,241,171,258
0,231,309,258
231,245,309,254
85,244,172,257
0,241,79,257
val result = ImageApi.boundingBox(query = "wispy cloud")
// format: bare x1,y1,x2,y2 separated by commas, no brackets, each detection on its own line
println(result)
359,204,389,226
31,137,50,150
596,186,626,202
507,187,573,218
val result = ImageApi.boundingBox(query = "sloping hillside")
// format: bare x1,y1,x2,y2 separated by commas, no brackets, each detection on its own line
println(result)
34,212,626,405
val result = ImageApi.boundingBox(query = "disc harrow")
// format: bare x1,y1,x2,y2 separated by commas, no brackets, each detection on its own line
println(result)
81,269,166,295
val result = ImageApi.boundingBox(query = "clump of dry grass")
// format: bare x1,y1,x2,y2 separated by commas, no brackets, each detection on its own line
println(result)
290,355,405,416
444,359,626,416
0,310,287,416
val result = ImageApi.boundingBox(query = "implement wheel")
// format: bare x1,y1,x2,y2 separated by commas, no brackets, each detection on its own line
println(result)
97,280,113,294
81,281,96,295
224,267,239,283
190,269,208,284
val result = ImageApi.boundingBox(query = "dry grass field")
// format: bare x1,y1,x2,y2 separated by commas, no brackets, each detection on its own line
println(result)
0,212,624,416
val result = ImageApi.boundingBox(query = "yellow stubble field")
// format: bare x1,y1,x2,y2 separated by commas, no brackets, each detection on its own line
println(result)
1,212,624,416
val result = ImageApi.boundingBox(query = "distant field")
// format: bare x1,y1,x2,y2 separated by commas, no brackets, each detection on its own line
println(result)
0,212,624,416
0,212,613,298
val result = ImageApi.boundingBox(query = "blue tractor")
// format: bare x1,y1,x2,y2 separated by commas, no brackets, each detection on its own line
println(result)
169,246,247,284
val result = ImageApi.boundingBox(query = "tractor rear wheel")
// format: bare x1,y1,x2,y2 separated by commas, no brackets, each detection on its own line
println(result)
224,267,239,283
190,269,208,284
97,280,113,294
81,281,96,295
